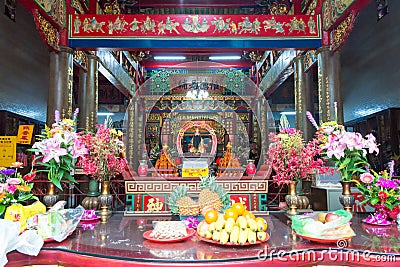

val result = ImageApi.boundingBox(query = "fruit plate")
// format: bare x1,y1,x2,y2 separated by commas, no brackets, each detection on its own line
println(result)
294,232,353,244
143,228,195,243
195,232,269,246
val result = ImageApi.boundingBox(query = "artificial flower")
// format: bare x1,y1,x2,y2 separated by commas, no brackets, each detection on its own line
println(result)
306,111,379,182
29,109,87,190
266,128,330,184
0,162,37,216
79,123,127,182
360,172,374,184
355,163,400,211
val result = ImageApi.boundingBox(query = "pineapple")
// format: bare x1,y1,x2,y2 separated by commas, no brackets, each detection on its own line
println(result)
198,175,230,213
177,196,199,215
168,185,199,216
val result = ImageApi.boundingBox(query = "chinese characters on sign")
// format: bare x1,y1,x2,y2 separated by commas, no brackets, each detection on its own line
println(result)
16,125,34,145
0,136,16,167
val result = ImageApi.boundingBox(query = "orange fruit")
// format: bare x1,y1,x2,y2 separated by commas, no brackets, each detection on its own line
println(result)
232,202,245,216
224,208,239,221
204,209,218,224
243,210,256,220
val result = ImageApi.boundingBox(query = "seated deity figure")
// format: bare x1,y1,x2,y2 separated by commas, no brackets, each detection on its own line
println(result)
189,128,204,153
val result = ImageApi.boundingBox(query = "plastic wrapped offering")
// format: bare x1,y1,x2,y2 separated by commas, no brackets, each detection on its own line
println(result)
291,210,355,239
0,219,43,266
27,201,84,242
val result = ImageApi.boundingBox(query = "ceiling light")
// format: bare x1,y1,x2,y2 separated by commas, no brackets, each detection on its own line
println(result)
154,56,186,61
97,112,115,116
280,111,296,115
209,56,241,61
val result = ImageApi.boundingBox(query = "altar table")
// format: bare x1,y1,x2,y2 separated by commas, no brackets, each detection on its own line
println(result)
6,212,400,267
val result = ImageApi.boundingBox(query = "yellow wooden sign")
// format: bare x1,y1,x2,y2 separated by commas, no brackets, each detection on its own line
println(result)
182,168,209,178
16,125,34,144
0,136,16,167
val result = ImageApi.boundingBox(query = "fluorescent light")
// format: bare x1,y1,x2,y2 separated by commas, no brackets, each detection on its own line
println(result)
209,56,241,60
97,112,115,116
153,56,186,60
280,111,296,115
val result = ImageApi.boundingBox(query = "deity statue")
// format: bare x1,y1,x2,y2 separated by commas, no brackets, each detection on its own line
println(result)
190,128,204,153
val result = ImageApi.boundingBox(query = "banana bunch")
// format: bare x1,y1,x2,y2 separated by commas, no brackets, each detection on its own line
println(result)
198,215,268,245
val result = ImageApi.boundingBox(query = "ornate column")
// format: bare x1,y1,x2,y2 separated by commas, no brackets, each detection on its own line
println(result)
47,46,73,125
294,55,315,141
304,68,316,141
258,96,268,166
126,98,136,169
294,55,305,132
317,46,344,124
78,54,98,132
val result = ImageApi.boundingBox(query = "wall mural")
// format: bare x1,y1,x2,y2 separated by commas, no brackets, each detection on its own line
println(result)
34,0,67,29
322,0,355,30
69,14,321,39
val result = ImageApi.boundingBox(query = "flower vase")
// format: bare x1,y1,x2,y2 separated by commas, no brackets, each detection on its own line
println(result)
285,182,298,215
43,182,59,209
339,181,354,213
81,179,100,210
138,160,148,177
98,181,113,222
246,160,256,176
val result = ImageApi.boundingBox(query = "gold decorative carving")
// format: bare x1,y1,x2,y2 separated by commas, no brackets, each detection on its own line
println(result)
182,15,210,33
157,17,180,35
74,51,87,69
34,0,66,29
103,1,121,14
322,0,354,30
306,0,318,15
325,76,330,119
330,13,355,51
248,51,263,62
317,65,323,123
130,51,151,62
33,10,60,51
303,50,317,71
71,0,84,14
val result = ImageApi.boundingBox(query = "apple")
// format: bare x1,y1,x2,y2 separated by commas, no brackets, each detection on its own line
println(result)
325,213,340,222
196,220,209,235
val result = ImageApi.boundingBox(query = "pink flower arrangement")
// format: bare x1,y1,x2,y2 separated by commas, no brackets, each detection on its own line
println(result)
0,163,37,216
30,109,88,190
79,124,127,181
306,111,379,182
266,128,330,184
355,162,400,213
